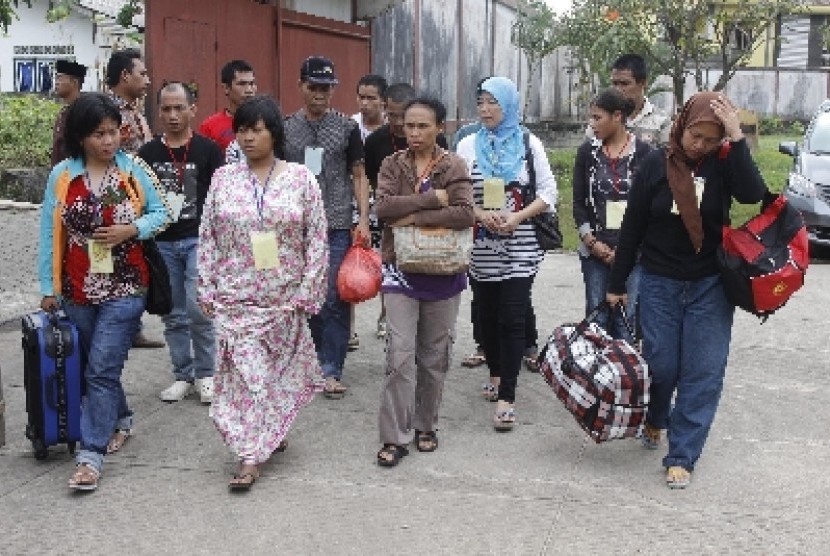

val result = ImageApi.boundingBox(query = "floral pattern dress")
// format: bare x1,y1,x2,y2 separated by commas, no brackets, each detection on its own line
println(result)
198,161,329,464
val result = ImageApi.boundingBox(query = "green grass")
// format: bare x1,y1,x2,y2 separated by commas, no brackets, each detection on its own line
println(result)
547,134,800,251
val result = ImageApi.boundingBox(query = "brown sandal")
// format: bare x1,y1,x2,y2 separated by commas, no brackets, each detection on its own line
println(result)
68,464,99,491
323,379,347,399
229,464,259,491
106,429,132,454
415,430,438,452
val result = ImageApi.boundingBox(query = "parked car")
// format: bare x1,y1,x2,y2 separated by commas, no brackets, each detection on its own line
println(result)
780,99,830,252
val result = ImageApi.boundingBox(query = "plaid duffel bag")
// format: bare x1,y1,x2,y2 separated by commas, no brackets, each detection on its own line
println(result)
538,302,649,443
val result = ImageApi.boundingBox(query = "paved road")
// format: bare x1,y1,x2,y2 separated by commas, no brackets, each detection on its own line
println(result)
0,228,828,553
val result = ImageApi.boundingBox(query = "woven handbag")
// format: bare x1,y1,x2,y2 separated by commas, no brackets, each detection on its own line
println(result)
392,226,473,275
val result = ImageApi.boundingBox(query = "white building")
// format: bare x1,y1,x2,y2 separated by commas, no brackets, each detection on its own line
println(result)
0,0,138,93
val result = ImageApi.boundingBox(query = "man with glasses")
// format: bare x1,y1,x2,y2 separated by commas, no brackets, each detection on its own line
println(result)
284,56,370,400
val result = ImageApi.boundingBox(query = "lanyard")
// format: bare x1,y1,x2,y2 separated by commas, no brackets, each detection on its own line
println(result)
83,164,112,227
604,133,631,193
163,134,192,190
250,159,278,225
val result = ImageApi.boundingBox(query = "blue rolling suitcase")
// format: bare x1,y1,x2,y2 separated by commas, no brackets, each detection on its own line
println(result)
21,310,83,460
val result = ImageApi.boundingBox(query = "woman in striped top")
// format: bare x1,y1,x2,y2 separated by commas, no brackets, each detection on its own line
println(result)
456,77,558,431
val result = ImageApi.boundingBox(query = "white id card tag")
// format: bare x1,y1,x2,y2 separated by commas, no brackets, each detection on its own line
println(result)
670,177,706,215
605,201,627,230
304,147,324,175
167,192,185,221
250,231,280,270
482,177,505,210
87,239,114,274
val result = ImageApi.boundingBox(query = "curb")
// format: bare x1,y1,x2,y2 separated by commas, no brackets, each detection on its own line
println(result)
0,199,41,210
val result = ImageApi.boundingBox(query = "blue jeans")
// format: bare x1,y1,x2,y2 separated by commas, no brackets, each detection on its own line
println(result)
580,255,641,341
309,230,350,380
63,295,144,472
639,271,735,472
157,238,215,381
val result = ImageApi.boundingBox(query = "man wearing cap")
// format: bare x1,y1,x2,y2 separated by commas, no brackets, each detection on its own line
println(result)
284,56,370,400
51,59,87,166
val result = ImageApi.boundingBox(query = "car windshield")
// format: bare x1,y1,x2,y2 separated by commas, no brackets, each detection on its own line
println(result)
807,112,830,153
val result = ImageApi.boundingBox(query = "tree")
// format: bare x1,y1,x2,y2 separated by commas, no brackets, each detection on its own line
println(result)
510,0,559,120
0,0,142,33
554,0,800,110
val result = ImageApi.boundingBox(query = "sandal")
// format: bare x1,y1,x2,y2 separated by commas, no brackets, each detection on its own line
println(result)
275,440,288,453
415,430,438,453
481,383,499,402
377,444,409,467
641,423,661,450
106,429,132,454
462,349,486,368
523,354,540,373
323,378,347,400
229,464,259,491
68,463,99,491
666,466,691,489
493,405,516,432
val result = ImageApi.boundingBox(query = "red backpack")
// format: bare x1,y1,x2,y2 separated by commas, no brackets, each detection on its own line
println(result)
717,190,808,320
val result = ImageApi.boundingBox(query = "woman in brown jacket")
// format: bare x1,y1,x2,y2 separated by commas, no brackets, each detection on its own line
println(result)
375,95,474,467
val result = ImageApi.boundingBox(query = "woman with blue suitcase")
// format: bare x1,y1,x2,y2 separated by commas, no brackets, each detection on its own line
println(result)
39,93,170,491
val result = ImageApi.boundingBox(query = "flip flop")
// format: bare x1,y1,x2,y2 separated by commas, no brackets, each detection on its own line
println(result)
462,351,486,368
493,406,516,432
666,466,691,489
106,429,132,454
323,380,347,399
68,464,99,491
523,354,540,372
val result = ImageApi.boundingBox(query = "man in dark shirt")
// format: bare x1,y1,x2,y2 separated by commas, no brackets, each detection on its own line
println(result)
363,83,449,187
284,56,369,399
51,59,86,166
138,82,224,405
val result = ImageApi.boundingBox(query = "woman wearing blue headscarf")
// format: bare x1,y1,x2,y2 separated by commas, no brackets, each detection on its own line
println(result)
456,76,558,431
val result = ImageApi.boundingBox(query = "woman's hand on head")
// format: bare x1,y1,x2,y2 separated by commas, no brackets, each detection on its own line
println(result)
711,95,743,142
91,224,138,248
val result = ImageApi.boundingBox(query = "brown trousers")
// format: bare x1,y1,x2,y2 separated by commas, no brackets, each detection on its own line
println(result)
378,292,461,446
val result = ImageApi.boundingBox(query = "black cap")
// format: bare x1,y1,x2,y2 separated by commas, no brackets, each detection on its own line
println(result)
55,59,87,80
300,56,338,85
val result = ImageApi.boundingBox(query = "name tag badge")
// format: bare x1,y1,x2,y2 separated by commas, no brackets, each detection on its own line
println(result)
167,192,185,222
88,239,114,274
482,177,505,210
250,230,280,271
605,200,627,230
304,147,324,175
694,176,705,208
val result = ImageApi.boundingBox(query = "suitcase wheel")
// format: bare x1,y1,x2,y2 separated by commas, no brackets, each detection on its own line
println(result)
32,438,48,461
68,441,76,455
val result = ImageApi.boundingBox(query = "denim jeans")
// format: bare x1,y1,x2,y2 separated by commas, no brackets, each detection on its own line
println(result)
157,238,215,381
639,271,735,472
63,295,144,472
476,276,534,403
470,277,538,353
580,255,641,342
309,229,351,380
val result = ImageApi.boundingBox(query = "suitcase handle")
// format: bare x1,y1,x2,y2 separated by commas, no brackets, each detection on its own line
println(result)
44,374,62,411
571,301,639,344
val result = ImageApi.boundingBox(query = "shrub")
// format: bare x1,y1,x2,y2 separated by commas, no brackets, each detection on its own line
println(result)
0,94,62,169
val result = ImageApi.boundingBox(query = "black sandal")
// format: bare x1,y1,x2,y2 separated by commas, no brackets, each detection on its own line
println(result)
415,430,438,452
377,444,409,467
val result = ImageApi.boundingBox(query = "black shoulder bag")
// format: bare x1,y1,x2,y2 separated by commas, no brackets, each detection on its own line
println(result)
522,131,563,250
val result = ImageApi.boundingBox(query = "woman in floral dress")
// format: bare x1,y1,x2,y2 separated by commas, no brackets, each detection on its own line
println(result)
198,96,329,490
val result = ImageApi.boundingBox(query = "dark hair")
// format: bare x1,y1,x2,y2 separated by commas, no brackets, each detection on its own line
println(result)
356,74,388,98
404,95,447,125
156,81,197,105
386,82,417,105
591,88,636,120
611,54,647,83
105,48,142,88
64,93,122,159
474,76,492,97
221,60,254,86
232,95,285,158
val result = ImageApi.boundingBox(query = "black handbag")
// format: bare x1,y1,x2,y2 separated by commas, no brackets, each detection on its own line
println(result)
142,239,172,316
522,131,563,250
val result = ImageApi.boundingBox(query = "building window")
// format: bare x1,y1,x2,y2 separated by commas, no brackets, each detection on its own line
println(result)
729,26,752,52
13,58,57,93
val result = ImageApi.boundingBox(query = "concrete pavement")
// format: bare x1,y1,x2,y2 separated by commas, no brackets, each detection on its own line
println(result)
0,225,828,553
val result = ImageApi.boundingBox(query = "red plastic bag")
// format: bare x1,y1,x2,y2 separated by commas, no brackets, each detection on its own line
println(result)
337,243,382,303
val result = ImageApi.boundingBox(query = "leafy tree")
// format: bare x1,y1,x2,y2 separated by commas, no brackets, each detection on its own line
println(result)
1,0,142,32
510,0,559,120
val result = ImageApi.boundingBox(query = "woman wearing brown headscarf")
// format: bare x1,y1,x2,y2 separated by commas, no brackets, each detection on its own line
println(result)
606,92,765,489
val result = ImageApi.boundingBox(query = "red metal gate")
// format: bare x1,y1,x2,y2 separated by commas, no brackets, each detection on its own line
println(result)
144,0,370,130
